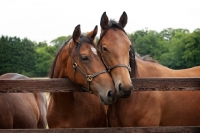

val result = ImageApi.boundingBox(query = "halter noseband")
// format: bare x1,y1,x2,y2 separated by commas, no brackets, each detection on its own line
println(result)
98,21,131,74
68,39,107,93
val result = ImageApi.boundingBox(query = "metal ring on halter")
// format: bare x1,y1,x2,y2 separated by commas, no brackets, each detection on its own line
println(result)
128,66,131,72
73,63,77,68
86,75,93,82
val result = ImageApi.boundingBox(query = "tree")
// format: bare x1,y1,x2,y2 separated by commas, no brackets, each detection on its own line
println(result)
159,30,189,69
182,29,200,67
0,36,36,75
50,36,71,49
34,45,56,76
129,30,168,61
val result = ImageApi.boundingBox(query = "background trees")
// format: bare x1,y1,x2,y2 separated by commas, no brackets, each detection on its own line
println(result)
0,36,36,75
34,42,57,77
0,36,57,76
50,36,71,49
129,28,200,69
0,28,199,77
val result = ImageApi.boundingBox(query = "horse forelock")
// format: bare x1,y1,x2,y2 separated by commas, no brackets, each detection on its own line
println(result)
74,35,95,53
98,20,126,45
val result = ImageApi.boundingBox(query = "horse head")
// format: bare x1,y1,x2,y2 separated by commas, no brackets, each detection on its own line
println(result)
98,12,135,98
51,25,117,104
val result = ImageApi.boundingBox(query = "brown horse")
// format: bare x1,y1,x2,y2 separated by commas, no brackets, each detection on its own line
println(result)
47,25,117,128
98,12,200,126
98,12,133,98
0,73,47,129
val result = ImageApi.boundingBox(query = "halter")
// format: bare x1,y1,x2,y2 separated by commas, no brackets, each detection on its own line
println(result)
68,39,107,93
98,21,131,73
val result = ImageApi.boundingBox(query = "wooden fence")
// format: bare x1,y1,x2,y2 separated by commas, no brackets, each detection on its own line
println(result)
0,78,200,133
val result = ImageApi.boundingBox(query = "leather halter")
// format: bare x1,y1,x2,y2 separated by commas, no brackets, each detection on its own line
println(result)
68,39,107,93
98,21,131,73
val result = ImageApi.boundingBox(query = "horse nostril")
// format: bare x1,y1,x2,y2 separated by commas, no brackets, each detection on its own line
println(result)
107,90,114,101
119,83,124,94
118,83,131,98
130,84,134,91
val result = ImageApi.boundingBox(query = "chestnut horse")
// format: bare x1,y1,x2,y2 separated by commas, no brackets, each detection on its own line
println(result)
47,25,116,128
0,73,47,129
98,12,200,126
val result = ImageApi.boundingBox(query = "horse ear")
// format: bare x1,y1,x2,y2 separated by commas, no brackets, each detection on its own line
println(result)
118,11,127,28
87,25,98,40
100,12,109,30
73,24,81,43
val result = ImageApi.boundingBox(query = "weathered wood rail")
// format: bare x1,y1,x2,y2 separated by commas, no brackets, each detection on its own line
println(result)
0,127,200,133
0,78,200,92
0,77,200,133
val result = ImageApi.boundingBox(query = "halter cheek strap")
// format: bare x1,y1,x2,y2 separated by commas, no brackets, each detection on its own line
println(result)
68,41,107,93
100,50,131,73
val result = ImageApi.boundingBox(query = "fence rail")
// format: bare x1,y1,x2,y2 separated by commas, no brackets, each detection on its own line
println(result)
0,78,200,92
0,126,200,133
0,78,200,132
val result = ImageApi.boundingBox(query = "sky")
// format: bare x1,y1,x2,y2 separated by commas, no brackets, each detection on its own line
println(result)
0,0,200,44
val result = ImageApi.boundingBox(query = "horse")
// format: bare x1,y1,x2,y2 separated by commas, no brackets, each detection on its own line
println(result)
98,12,200,126
47,25,117,128
0,73,47,129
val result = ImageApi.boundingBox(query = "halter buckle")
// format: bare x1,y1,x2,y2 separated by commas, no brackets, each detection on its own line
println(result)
128,67,131,72
73,63,77,68
86,75,93,82
107,66,111,72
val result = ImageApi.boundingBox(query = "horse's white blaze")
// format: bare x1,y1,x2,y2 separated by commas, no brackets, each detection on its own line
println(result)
91,47,97,55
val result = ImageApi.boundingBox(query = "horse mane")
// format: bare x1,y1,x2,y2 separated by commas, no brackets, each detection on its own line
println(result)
128,45,136,78
135,53,158,63
48,37,71,78
48,35,95,78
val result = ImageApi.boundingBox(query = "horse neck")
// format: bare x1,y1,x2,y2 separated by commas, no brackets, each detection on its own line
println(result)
134,57,168,78
51,45,76,103
53,45,71,78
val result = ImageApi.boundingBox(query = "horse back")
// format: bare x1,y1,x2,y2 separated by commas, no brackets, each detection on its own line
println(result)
0,73,47,128
135,58,200,77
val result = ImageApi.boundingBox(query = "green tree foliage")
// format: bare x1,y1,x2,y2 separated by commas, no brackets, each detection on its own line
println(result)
182,29,200,67
159,32,187,69
0,36,36,75
0,36,57,77
34,45,56,76
129,30,168,61
50,36,71,49
129,28,200,69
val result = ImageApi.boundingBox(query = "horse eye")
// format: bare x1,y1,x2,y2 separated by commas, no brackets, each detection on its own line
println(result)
103,47,108,52
81,55,88,61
